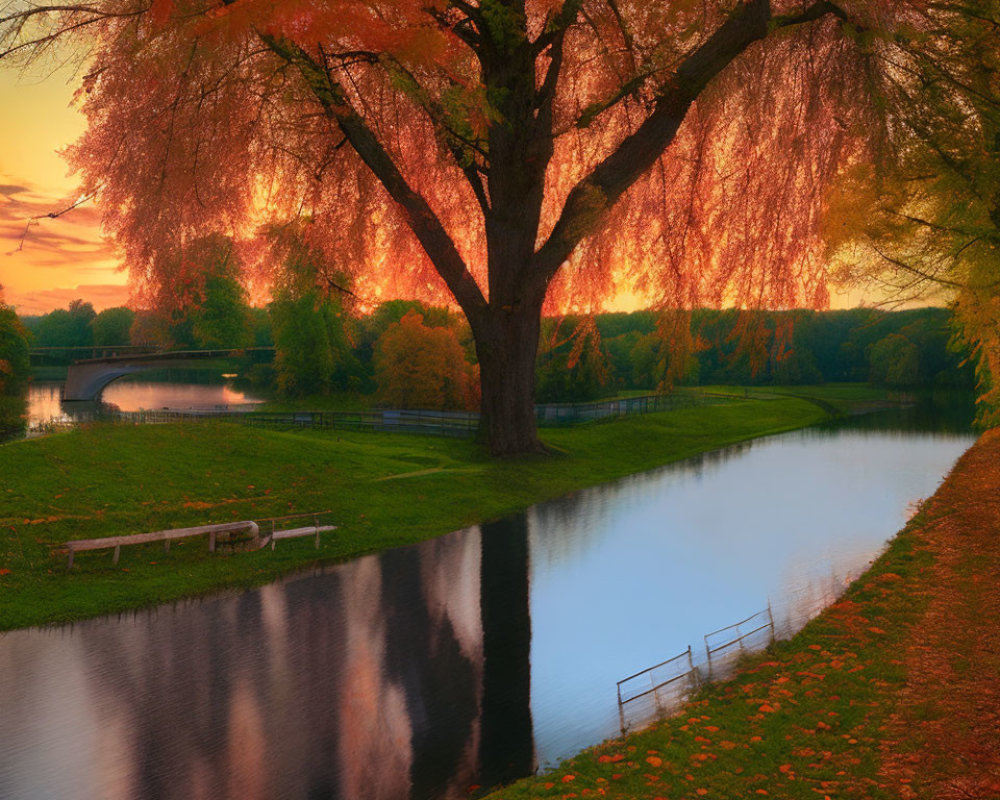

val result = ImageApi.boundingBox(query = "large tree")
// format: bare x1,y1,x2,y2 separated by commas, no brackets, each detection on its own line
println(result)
0,0,954,452
822,1,1000,424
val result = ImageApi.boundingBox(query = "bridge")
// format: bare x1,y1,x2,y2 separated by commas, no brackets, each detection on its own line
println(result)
59,348,274,401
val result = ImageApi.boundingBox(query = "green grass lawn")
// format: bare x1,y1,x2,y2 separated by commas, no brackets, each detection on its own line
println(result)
0,390,855,631
695,383,890,408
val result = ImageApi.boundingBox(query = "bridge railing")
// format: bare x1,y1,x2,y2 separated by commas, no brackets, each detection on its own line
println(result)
31,346,276,366
29,345,161,366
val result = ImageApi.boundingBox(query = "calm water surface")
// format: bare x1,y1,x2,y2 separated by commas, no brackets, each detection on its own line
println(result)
27,378,264,430
0,408,975,800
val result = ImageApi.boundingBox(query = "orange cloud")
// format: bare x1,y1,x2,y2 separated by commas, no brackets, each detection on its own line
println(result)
0,63,126,314
6,283,131,316
0,178,125,312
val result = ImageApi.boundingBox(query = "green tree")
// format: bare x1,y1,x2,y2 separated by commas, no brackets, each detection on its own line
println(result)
271,291,359,396
34,300,96,348
249,308,273,348
536,317,609,403
0,305,30,396
90,307,135,347
189,271,253,349
869,334,921,389
819,4,1000,422
0,301,30,437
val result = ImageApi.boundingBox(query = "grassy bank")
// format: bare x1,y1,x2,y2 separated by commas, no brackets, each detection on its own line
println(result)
0,392,842,631
485,429,996,800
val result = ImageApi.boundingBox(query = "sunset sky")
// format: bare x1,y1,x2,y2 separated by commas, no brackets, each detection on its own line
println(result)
0,61,871,317
0,61,127,316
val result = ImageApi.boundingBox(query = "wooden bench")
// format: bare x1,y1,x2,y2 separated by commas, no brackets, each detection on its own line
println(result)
66,520,260,568
265,525,338,550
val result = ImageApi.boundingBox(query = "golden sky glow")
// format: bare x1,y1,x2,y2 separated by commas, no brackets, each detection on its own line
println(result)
0,61,872,317
0,61,127,315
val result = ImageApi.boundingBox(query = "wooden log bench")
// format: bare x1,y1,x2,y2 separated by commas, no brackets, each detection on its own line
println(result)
264,525,338,550
66,520,260,568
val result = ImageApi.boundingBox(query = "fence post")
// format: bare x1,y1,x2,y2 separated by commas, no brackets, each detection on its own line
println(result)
705,635,713,680
617,683,627,736
650,667,663,713
686,645,700,689
767,601,776,645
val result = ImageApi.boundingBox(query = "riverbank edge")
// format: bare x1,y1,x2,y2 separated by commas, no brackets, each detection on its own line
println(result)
485,428,993,800
0,392,855,632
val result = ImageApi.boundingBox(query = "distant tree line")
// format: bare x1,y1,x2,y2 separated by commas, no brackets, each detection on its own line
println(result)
596,307,973,395
0,289,30,435
18,301,972,410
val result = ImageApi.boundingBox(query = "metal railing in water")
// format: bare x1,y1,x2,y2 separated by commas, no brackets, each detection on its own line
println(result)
616,646,700,735
615,604,776,734
704,605,776,679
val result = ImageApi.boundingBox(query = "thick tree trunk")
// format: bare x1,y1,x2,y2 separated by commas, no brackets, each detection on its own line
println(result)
473,304,545,456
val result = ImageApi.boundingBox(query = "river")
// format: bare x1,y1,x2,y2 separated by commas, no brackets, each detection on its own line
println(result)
26,376,265,431
0,405,976,800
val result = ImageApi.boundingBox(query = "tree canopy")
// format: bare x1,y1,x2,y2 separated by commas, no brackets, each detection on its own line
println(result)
1,0,991,450
0,293,30,437
90,306,135,347
374,309,477,409
820,1,1000,423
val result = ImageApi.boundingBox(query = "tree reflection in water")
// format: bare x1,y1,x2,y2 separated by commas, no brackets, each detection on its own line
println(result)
0,523,534,800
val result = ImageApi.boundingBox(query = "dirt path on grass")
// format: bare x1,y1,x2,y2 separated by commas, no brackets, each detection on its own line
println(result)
879,428,1000,799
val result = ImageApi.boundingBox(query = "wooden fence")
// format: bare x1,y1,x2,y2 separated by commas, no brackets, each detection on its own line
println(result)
107,391,732,437
66,520,261,568
64,511,341,567
256,510,339,550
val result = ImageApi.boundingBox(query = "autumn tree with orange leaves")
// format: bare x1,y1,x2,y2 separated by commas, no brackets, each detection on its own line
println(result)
0,0,985,453
375,309,477,410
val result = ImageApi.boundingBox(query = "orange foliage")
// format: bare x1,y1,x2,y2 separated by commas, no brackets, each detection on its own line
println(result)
0,0,955,450
374,310,476,410
0,0,913,313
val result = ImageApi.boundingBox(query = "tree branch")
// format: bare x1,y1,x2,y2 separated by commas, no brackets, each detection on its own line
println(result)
260,33,488,316
533,0,847,283
382,55,492,215
12,192,97,253
871,242,999,291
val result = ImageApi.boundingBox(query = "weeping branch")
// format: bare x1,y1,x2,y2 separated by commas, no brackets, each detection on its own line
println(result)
259,32,488,317
534,0,849,285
